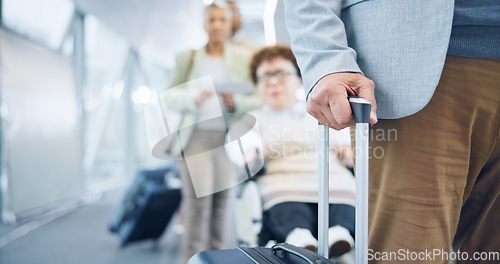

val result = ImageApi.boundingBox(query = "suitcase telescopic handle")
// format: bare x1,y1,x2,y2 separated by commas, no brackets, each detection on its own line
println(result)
318,96,371,261
349,96,371,264
318,122,330,258
349,96,371,124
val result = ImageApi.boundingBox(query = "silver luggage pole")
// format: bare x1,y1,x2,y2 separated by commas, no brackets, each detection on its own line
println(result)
349,96,371,264
318,122,329,259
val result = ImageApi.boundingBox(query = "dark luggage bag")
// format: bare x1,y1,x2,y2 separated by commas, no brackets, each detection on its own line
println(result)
189,243,334,264
188,97,371,264
108,163,182,247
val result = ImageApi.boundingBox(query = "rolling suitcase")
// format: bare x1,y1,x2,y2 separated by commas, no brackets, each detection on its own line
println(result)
188,96,371,264
108,163,182,247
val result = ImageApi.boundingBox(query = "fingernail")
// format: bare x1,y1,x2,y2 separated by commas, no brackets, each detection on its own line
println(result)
370,112,378,124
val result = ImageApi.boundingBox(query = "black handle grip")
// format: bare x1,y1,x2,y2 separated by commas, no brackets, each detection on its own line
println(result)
272,243,335,264
349,96,371,124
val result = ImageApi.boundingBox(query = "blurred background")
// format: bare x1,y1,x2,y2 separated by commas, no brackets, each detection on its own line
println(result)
0,0,292,263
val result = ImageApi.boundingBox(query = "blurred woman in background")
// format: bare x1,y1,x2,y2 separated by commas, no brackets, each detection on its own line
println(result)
162,1,260,262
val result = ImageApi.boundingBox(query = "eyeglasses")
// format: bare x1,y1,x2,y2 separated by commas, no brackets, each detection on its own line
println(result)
257,71,296,83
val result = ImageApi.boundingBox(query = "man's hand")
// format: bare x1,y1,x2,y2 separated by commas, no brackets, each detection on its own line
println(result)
306,72,378,130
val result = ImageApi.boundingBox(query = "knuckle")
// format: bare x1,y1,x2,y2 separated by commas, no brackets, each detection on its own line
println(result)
306,102,314,112
365,78,375,87
320,86,332,96
336,113,353,127
312,84,336,102
307,92,319,104
306,103,320,117
336,116,349,126
330,123,344,131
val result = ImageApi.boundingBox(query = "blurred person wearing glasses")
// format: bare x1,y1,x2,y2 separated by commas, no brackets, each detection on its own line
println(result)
233,45,356,258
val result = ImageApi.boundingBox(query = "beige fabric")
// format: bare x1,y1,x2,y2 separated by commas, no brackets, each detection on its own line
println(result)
179,130,235,263
367,56,500,264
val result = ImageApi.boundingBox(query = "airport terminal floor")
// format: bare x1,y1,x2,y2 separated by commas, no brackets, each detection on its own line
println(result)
0,188,183,264
0,187,355,264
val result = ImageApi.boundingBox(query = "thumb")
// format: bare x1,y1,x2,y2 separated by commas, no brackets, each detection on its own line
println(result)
356,79,377,124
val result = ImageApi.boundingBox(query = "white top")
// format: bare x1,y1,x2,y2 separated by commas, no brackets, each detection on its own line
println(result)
234,101,356,210
261,102,351,147
195,55,228,131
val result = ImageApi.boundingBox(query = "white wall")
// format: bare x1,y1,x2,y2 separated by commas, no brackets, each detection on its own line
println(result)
0,29,83,222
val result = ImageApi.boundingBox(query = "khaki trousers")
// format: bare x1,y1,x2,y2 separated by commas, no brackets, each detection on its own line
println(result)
367,56,500,263
179,130,235,264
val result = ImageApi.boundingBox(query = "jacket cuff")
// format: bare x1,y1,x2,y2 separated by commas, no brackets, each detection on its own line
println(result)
303,51,362,100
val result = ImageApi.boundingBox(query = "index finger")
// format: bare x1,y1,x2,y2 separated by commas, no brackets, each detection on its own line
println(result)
329,90,355,129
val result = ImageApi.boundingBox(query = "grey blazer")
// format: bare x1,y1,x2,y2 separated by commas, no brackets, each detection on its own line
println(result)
284,0,455,119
